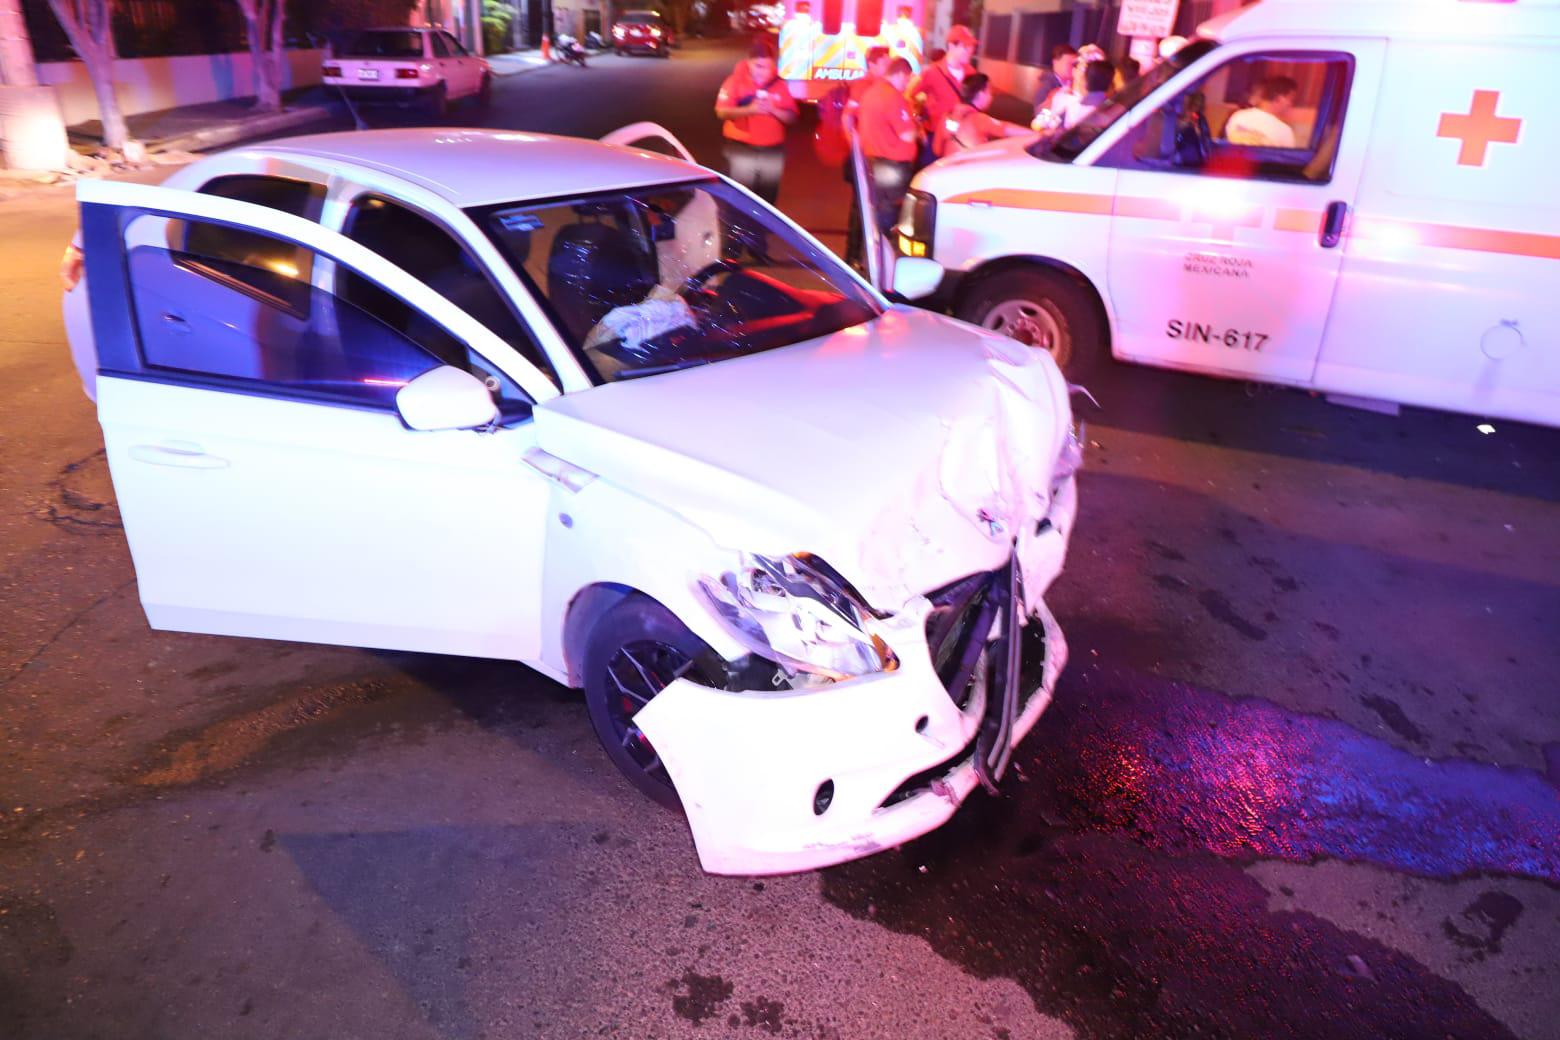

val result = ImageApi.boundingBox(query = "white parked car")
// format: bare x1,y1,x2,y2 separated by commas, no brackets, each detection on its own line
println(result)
323,27,491,115
62,128,1080,875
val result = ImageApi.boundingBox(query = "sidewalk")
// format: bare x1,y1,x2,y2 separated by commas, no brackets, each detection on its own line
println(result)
67,86,342,155
64,50,559,156
486,50,551,76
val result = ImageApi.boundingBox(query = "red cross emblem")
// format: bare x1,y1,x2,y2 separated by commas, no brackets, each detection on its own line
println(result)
1437,90,1522,167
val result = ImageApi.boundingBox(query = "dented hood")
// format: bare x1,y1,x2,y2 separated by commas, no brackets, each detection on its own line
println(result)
534,308,1070,609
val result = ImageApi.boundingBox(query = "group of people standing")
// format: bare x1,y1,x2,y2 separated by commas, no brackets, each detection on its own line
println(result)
1030,43,1135,132
714,27,1040,268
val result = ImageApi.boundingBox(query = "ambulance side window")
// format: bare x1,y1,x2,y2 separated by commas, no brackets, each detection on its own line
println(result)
1103,51,1355,184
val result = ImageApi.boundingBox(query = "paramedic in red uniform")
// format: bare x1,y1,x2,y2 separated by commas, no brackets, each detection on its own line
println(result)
715,40,799,205
843,45,893,269
858,56,920,238
910,24,976,158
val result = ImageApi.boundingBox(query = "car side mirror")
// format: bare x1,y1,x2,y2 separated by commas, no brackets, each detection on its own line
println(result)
890,256,945,301
396,366,499,431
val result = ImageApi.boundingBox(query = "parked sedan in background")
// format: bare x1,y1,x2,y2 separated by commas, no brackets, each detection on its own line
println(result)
322,27,491,115
613,10,675,56
62,127,1079,876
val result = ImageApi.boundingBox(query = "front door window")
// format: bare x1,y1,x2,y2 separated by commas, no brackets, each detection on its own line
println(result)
1102,50,1356,184
125,214,532,420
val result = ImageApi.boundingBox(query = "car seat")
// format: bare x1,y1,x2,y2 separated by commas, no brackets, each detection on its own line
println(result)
546,221,657,344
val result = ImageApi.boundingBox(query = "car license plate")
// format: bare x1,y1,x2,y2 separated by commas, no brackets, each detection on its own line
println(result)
358,68,380,80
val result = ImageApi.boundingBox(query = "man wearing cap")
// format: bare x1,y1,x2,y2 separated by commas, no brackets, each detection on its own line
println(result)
909,24,977,157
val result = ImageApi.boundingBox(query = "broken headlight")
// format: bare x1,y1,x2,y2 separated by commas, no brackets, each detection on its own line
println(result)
697,553,896,682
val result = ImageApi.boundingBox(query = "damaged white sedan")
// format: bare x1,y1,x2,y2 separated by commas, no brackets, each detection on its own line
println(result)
64,128,1080,874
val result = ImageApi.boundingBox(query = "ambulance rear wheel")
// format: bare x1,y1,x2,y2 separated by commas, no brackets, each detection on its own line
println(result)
959,267,1103,379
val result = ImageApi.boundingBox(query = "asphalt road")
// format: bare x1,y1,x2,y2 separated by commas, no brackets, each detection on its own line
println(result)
3,39,1559,1040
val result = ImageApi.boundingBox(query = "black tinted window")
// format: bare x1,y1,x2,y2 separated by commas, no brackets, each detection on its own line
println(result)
125,216,531,419
184,175,323,302
430,32,451,57
341,196,556,384
341,30,425,58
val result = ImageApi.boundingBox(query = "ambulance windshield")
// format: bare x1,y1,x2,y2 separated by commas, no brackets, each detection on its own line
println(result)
1032,39,1217,163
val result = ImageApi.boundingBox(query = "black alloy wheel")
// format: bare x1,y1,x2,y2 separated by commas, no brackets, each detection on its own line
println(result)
583,595,722,810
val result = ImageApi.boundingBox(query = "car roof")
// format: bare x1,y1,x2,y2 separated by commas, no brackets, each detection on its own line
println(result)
254,128,706,208
1204,0,1560,41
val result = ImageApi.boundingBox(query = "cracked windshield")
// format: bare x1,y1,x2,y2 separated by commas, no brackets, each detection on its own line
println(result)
475,179,881,381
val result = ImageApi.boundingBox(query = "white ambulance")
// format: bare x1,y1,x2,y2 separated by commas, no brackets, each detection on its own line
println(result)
898,0,1559,427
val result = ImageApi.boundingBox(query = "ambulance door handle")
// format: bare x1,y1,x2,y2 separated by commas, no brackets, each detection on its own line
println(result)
1320,201,1348,249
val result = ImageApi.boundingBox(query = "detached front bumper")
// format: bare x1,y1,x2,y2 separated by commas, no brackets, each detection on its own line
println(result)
637,475,1078,876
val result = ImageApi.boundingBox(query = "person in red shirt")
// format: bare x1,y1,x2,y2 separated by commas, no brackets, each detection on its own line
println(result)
934,73,1032,158
714,40,798,205
856,57,920,240
843,45,892,268
909,24,976,156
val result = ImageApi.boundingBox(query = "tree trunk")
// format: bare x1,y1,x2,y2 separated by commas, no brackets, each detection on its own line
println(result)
0,0,41,87
46,0,127,149
84,39,125,144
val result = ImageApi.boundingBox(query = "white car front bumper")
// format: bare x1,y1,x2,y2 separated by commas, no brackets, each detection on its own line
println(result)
636,475,1077,876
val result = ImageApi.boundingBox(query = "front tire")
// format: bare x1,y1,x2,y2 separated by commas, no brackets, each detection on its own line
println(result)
956,266,1104,380
473,73,492,108
582,595,722,811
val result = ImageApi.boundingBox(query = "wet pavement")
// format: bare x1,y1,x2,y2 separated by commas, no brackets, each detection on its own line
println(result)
4,38,1560,1040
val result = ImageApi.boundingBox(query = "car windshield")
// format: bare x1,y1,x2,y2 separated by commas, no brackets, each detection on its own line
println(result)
472,179,882,383
340,30,425,58
621,12,663,23
1031,39,1218,162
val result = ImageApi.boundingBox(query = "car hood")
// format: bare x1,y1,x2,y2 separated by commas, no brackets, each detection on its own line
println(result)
533,307,1070,609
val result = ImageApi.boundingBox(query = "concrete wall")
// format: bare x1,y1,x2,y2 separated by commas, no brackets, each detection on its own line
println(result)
37,49,326,126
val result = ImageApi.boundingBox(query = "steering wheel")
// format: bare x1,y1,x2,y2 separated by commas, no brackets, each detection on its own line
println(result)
679,259,743,298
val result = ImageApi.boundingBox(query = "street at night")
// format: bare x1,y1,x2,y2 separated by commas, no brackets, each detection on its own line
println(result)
3,22,1559,1040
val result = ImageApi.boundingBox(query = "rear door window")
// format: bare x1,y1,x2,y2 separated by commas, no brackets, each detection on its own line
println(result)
341,30,426,58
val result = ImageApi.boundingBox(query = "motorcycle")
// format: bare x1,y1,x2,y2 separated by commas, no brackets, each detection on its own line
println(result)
555,34,589,67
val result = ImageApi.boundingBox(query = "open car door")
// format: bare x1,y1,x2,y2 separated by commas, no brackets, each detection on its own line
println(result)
600,122,698,163
75,179,561,663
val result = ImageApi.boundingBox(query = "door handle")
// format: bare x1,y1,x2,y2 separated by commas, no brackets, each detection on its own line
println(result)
161,312,192,333
1320,201,1348,249
130,443,229,469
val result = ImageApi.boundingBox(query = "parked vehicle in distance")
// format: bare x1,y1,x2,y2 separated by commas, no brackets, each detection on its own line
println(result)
613,10,674,56
901,0,1557,427
322,27,491,115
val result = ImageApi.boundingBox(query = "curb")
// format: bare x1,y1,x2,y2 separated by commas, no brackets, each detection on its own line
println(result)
487,56,553,77
148,102,339,155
